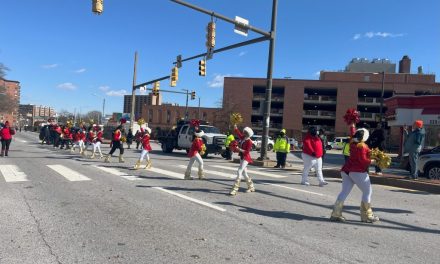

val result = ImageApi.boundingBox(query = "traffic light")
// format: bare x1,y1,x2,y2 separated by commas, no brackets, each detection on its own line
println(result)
170,67,178,87
152,81,160,96
191,91,196,100
206,22,216,49
198,60,206,76
92,0,103,15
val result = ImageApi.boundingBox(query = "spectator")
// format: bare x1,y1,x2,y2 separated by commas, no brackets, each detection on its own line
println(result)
0,121,15,157
301,126,327,186
274,129,290,168
404,120,426,180
367,123,386,176
224,131,235,161
319,129,328,157
126,129,134,149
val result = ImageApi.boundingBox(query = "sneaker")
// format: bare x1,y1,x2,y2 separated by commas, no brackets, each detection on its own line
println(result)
319,181,328,187
301,181,310,186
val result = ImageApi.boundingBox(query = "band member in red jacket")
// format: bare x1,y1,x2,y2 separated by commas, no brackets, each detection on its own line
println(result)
134,127,153,170
230,125,255,196
105,122,125,163
301,126,327,186
184,129,205,180
90,126,104,159
0,121,14,157
330,127,379,223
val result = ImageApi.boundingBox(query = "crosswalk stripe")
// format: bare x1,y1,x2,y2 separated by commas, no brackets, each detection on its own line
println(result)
0,165,29,182
149,167,184,179
47,165,91,181
211,165,287,178
153,187,226,212
177,165,235,179
93,166,143,181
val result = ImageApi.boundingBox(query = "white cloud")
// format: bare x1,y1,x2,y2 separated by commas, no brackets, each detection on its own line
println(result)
99,85,110,92
238,51,247,57
57,82,77,90
208,73,242,88
75,68,86,73
353,32,405,40
106,89,127,97
42,64,59,69
315,71,321,76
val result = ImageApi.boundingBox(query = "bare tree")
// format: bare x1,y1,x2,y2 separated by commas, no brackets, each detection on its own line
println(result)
57,109,75,124
0,63,9,79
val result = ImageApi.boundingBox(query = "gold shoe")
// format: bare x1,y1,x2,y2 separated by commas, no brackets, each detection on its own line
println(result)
330,200,346,222
184,171,193,180
134,160,141,170
104,155,111,163
144,160,152,169
360,202,380,223
198,170,205,180
245,179,255,193
90,153,96,159
230,179,241,196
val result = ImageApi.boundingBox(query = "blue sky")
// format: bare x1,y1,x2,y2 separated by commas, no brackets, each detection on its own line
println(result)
1,0,439,115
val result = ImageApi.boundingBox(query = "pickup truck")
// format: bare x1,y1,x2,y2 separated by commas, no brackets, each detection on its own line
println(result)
158,120,226,158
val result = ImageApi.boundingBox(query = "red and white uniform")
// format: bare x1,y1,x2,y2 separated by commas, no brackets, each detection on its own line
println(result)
91,129,103,157
301,132,326,185
234,128,253,164
113,130,122,141
142,134,152,151
188,138,203,158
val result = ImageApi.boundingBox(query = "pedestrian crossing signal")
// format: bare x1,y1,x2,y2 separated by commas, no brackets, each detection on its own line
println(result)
171,67,178,87
199,60,206,76
191,91,196,100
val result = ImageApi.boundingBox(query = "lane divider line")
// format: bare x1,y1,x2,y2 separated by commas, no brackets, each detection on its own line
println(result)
47,165,91,181
152,187,226,212
0,165,29,182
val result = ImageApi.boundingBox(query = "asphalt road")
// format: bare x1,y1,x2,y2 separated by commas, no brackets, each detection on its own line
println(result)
1,132,439,264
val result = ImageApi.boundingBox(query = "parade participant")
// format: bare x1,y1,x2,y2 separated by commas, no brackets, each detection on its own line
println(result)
274,128,290,168
0,121,15,157
71,129,80,153
301,126,328,186
229,125,255,196
184,128,205,180
90,125,104,159
134,127,153,169
78,128,87,155
105,119,126,163
53,124,62,148
224,131,235,161
330,127,379,223
84,126,94,154
63,125,73,150
59,125,69,150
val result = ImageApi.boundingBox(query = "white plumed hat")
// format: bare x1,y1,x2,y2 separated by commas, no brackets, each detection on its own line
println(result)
243,127,254,137
355,128,369,142
195,130,205,137
145,127,152,134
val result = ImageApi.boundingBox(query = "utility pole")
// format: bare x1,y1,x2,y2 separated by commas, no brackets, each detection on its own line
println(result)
198,97,201,119
102,98,105,125
130,51,138,130
182,89,189,120
260,0,278,161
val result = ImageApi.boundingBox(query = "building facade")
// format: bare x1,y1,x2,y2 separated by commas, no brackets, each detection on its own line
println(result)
18,104,56,127
123,93,162,119
223,56,440,148
0,78,20,125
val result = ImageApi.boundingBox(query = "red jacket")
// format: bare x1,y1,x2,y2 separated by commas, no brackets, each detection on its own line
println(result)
0,126,12,140
188,138,203,158
64,128,72,139
342,142,371,173
72,132,80,142
55,126,62,134
142,134,152,151
87,131,94,143
302,133,323,158
234,128,253,163
79,131,86,141
113,130,121,141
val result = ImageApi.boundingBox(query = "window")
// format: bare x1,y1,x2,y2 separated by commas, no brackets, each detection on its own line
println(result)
167,110,171,124
181,126,188,135
148,109,153,122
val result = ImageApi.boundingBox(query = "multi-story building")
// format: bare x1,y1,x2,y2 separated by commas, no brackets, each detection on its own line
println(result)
123,93,162,119
223,55,440,147
0,78,20,125
18,104,56,126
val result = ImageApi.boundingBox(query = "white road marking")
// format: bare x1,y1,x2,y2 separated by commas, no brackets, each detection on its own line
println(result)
149,167,184,179
0,165,28,182
47,165,91,181
259,182,325,196
93,166,143,181
211,165,287,178
153,187,226,212
177,165,235,179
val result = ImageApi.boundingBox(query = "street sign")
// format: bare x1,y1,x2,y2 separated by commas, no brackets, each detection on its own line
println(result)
234,16,249,37
140,85,146,92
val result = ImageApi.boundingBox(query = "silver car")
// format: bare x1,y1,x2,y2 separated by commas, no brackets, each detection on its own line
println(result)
418,146,440,180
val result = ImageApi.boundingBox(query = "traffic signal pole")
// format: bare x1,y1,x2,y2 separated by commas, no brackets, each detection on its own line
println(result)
130,51,138,130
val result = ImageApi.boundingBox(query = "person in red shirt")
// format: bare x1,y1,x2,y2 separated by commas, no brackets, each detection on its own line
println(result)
134,127,153,170
230,125,255,195
105,122,125,163
90,126,104,159
301,126,327,186
330,127,379,223
184,129,205,180
0,121,14,157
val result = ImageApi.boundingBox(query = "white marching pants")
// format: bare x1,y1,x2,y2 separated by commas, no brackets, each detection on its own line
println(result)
72,140,84,151
236,160,251,181
301,153,325,183
337,172,372,203
186,153,203,173
92,142,102,156
139,149,150,162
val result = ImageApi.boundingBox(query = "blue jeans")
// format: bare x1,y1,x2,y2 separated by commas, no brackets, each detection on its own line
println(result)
409,152,419,179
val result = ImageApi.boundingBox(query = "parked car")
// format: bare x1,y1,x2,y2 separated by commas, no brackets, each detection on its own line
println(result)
250,135,274,151
418,146,440,179
327,137,349,150
288,138,299,150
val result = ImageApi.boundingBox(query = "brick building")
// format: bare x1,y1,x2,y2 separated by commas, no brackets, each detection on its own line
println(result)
0,78,20,125
18,104,56,127
123,93,162,119
223,56,440,148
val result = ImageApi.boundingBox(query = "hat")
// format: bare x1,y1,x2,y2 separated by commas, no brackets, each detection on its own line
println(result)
145,127,152,134
243,127,254,137
195,130,205,137
280,129,286,134
354,128,369,143
414,120,423,128
120,118,127,124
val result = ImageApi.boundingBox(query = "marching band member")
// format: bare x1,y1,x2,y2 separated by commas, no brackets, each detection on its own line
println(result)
90,125,104,159
184,129,205,180
105,119,126,163
134,127,153,169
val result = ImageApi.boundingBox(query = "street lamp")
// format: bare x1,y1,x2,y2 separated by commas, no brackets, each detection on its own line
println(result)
92,93,106,125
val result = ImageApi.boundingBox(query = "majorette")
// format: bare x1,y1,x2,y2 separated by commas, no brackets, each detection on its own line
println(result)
104,118,126,163
184,128,206,180
90,125,104,159
134,127,153,170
